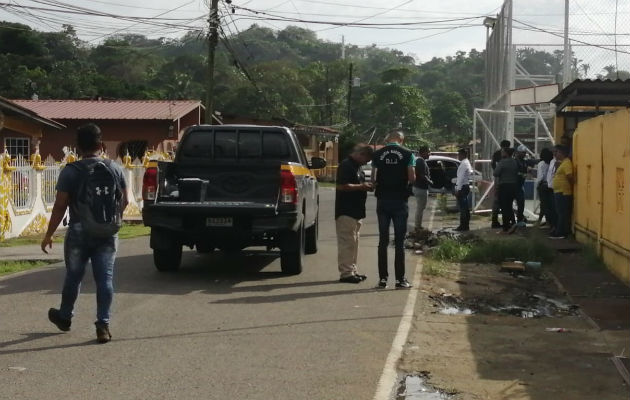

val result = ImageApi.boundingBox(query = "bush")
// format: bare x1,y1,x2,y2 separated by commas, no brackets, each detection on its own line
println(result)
428,236,555,264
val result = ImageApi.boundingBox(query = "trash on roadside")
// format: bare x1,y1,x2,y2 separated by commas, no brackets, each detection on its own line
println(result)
546,327,570,333
415,250,423,255
501,260,525,272
439,307,473,316
8,367,26,372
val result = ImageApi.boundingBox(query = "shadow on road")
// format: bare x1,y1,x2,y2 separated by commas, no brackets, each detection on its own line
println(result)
0,314,399,357
0,249,336,296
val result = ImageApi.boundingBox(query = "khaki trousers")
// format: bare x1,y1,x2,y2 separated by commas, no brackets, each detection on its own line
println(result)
336,215,363,278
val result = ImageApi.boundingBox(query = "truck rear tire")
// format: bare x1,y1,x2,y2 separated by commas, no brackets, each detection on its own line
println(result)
154,246,182,272
305,215,318,255
196,243,214,254
280,222,305,275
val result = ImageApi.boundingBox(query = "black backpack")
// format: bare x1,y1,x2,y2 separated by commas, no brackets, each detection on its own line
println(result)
70,159,124,237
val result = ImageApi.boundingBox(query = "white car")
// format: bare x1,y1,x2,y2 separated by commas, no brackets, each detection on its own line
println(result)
361,156,481,193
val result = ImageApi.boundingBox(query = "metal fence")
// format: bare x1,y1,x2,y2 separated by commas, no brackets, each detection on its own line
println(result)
131,158,145,202
41,155,60,207
10,155,36,212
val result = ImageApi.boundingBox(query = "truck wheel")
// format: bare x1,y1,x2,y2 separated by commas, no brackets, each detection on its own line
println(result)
305,215,318,255
280,223,305,275
154,246,182,272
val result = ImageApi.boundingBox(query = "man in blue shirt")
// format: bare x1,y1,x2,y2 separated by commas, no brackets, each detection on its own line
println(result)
42,123,128,344
372,131,416,289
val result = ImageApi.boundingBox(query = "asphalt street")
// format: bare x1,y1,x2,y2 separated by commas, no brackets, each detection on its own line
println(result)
0,188,423,400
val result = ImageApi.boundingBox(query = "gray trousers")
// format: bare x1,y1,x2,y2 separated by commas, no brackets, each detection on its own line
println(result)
336,215,362,278
413,187,429,230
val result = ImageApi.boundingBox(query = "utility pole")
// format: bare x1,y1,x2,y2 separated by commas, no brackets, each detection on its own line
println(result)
562,0,571,88
205,0,220,124
346,62,353,122
341,35,345,59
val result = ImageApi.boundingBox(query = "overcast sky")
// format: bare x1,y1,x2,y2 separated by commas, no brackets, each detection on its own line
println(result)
1,0,628,69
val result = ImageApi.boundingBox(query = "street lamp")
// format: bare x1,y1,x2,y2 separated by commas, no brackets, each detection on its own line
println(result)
483,16,497,42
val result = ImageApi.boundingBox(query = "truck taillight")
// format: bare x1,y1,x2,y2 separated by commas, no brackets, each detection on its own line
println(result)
280,170,298,204
143,167,158,201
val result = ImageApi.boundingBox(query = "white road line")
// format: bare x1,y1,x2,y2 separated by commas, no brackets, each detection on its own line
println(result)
372,199,437,400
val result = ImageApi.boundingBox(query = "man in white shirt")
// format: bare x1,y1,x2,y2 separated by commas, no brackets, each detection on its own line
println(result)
454,148,473,231
544,148,559,231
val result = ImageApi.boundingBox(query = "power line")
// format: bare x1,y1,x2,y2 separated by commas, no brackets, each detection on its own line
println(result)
316,0,413,32
513,18,630,55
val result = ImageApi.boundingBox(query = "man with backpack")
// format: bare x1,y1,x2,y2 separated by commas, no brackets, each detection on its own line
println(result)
41,123,128,343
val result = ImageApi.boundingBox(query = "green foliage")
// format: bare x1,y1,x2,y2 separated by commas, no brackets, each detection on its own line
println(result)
423,259,451,277
0,260,57,276
428,236,555,265
0,21,587,151
430,238,472,262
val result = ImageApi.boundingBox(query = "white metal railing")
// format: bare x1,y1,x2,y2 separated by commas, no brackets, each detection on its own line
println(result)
10,155,36,212
42,155,60,207
131,158,145,202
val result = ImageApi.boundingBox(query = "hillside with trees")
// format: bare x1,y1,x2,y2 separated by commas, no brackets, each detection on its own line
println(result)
1,21,625,148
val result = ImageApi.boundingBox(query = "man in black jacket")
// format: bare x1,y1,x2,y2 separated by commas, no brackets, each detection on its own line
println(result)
491,140,511,228
372,131,416,289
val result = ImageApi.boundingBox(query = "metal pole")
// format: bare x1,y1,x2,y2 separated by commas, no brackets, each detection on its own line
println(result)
205,0,220,124
472,109,478,210
563,0,571,87
347,63,353,122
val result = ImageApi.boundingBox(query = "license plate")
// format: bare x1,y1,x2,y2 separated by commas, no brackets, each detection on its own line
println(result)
206,217,233,227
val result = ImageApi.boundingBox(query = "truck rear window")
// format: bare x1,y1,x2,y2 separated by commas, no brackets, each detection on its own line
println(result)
182,129,291,160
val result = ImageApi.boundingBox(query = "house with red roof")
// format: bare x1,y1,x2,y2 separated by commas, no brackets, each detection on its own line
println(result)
12,99,204,160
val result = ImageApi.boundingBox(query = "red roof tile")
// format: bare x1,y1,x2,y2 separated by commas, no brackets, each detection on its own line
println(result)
12,100,203,121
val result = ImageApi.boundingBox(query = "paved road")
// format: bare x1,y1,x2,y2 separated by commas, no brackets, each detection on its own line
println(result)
0,189,422,400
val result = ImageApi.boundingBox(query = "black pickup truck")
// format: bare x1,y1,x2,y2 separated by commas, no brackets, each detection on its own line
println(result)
142,125,326,274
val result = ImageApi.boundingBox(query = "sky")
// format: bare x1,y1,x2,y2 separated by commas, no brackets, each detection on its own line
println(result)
0,0,628,70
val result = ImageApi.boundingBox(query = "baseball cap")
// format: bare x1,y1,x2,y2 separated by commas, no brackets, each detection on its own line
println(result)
517,145,527,153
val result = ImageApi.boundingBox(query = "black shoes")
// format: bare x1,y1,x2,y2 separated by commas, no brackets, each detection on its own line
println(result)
48,308,71,332
395,278,412,289
339,275,364,284
95,322,112,344
377,278,388,289
491,221,502,229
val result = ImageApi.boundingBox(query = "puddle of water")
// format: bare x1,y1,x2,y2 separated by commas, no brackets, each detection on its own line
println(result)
396,375,453,400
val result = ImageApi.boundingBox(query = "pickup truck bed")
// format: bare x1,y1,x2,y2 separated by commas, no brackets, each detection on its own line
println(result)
142,125,325,274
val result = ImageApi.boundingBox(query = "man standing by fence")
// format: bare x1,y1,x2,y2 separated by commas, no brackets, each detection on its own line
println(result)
454,148,473,232
372,131,415,289
42,123,128,343
550,145,573,239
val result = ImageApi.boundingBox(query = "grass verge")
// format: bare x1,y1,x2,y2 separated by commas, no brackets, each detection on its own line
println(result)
0,260,59,276
423,259,451,277
428,237,555,264
0,235,63,248
0,223,150,247
317,181,336,188
117,223,151,240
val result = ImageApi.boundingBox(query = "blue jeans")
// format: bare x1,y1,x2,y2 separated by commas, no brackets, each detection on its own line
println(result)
377,199,408,281
59,224,118,324
554,193,573,237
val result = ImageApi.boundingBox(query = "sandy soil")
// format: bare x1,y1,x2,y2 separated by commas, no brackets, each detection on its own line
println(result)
399,257,628,400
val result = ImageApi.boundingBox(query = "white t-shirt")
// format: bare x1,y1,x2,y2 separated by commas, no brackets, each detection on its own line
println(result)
455,158,473,191
546,158,557,190
536,160,549,186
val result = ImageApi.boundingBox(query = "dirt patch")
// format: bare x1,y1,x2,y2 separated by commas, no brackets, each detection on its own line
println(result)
426,264,579,319
399,260,628,400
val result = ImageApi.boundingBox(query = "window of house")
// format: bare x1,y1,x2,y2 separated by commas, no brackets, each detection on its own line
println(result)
4,137,30,158
118,140,148,159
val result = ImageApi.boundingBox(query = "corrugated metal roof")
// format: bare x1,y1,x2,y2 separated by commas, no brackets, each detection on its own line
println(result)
0,96,65,129
550,79,630,109
12,99,203,121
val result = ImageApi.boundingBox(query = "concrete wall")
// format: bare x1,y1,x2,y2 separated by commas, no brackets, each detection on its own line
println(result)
573,108,630,285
